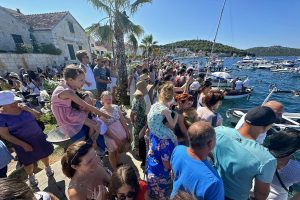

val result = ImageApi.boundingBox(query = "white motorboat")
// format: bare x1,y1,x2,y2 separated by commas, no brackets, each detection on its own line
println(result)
236,56,254,68
226,86,300,130
270,67,292,73
253,57,269,65
282,60,295,67
254,62,274,69
226,109,300,131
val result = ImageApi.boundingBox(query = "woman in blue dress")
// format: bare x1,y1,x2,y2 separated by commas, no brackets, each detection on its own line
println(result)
146,83,178,199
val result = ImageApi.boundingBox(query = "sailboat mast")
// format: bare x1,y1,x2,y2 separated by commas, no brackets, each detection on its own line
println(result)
210,0,227,56
205,0,227,78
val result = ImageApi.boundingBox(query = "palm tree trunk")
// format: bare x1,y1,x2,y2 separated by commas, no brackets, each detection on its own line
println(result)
114,22,128,105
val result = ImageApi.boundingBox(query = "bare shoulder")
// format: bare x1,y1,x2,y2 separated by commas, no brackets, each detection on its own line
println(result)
68,186,86,200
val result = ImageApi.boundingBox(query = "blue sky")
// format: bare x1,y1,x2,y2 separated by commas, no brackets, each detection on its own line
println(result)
1,0,300,49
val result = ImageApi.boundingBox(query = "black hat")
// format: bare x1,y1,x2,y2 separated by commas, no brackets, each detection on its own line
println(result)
245,106,276,126
264,128,300,158
201,80,212,88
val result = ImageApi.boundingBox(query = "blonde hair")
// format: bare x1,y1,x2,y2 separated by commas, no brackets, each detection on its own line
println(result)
100,91,112,104
159,83,174,103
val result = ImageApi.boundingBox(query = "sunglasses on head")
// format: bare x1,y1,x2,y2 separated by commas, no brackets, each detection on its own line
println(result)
70,141,93,165
116,191,136,200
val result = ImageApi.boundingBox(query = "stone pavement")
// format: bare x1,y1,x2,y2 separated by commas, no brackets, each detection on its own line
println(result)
33,151,144,199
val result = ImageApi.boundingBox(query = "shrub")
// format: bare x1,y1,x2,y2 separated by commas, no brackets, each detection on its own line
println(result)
16,43,33,53
40,44,62,55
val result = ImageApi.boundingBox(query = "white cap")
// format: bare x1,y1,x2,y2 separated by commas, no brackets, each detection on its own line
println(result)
0,90,23,106
189,81,201,91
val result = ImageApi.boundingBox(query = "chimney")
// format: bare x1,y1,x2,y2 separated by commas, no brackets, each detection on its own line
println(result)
16,8,21,13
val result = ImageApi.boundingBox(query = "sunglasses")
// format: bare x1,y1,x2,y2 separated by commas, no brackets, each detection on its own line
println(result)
70,141,93,165
116,191,136,200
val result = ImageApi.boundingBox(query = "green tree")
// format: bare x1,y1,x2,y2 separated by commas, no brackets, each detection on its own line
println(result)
86,0,152,104
140,34,158,58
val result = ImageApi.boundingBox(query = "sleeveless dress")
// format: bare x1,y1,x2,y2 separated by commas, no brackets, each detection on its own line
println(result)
146,103,176,199
100,105,127,152
0,111,53,166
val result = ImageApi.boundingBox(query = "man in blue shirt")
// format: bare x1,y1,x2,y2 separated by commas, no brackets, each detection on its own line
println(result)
171,121,224,200
93,56,111,97
214,106,277,200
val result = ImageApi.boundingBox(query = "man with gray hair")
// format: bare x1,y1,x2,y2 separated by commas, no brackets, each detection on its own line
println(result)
171,121,224,200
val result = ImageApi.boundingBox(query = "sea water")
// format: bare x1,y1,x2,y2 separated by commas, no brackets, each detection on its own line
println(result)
179,56,300,125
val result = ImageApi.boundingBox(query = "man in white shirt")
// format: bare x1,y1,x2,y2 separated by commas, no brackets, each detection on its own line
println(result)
261,128,300,200
235,78,243,92
76,50,97,96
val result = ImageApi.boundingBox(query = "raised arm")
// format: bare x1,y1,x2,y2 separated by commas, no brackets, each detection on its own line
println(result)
58,90,111,118
162,109,178,129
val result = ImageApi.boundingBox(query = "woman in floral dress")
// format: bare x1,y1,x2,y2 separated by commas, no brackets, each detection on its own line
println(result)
146,83,178,199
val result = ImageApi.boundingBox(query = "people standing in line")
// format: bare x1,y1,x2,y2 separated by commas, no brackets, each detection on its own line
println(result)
146,83,178,199
0,139,13,178
93,56,111,98
197,90,224,127
171,121,224,200
0,90,54,187
214,106,277,200
61,141,111,200
99,91,131,171
76,50,97,96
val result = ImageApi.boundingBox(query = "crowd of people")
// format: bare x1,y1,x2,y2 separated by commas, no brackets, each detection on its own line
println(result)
0,49,300,200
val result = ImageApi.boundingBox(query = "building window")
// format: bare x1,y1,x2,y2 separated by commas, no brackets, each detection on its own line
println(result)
100,51,104,55
68,22,75,33
11,34,23,44
96,50,100,55
78,45,83,50
67,44,76,60
91,44,94,47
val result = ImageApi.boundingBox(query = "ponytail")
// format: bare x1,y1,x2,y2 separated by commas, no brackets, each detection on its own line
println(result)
61,153,76,178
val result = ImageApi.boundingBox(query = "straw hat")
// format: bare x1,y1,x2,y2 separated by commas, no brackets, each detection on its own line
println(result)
135,80,148,96
139,74,150,82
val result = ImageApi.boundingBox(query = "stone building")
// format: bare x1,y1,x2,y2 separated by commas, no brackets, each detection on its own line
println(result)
0,6,91,63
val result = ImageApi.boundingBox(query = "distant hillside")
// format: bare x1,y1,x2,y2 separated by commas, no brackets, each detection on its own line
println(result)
246,46,300,56
160,40,252,56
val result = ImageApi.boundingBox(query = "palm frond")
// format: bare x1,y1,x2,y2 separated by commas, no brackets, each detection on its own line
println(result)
85,23,101,36
86,23,114,44
87,0,111,14
130,0,152,14
127,33,138,53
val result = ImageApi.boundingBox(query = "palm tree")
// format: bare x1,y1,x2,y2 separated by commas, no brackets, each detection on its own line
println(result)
86,0,152,104
140,34,158,59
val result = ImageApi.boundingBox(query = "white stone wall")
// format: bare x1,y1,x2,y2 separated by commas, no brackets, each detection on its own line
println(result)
0,53,65,74
32,30,54,45
0,8,31,52
52,13,91,62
